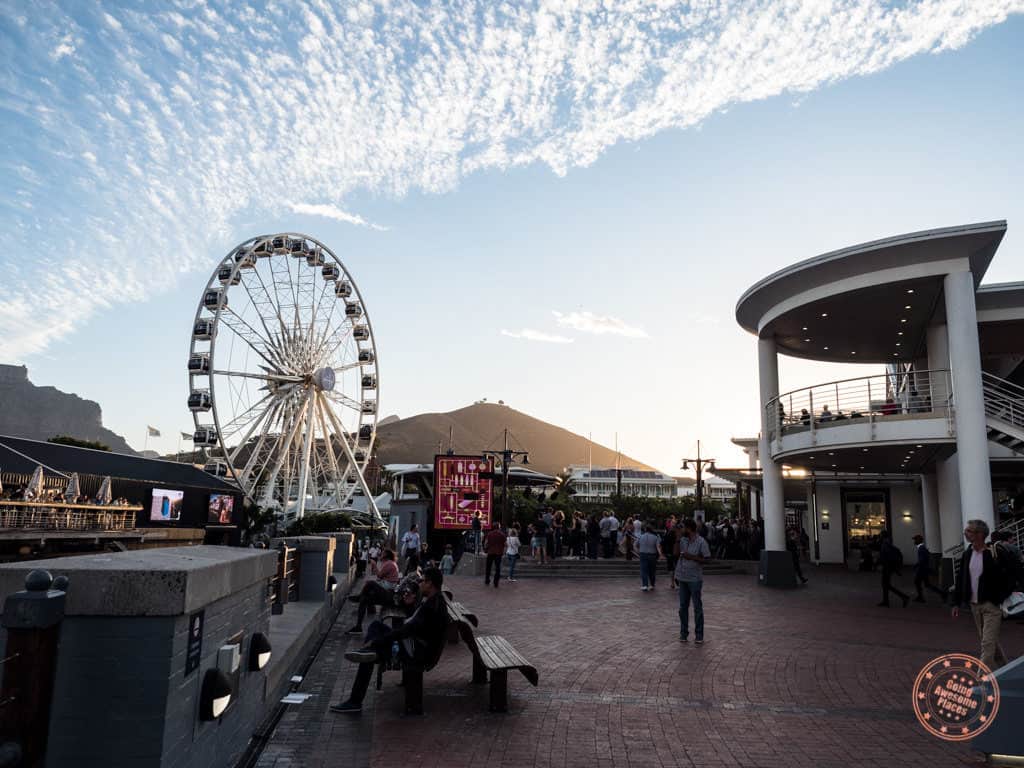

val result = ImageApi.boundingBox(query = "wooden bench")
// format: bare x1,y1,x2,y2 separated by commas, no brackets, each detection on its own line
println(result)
466,634,538,712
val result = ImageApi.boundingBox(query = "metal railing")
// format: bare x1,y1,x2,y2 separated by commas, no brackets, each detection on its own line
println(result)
982,372,1024,433
765,369,953,442
0,501,139,531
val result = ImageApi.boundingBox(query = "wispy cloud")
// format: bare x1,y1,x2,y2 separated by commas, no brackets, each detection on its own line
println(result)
553,311,648,338
0,1,1019,359
501,329,574,344
286,203,389,231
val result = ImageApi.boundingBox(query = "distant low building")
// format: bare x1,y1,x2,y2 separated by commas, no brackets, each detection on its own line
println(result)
566,465,676,502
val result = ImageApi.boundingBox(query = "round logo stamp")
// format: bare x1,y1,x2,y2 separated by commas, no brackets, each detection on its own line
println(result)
912,653,1000,741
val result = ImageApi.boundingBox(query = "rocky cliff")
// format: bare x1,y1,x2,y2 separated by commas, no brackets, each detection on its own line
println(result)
0,364,136,454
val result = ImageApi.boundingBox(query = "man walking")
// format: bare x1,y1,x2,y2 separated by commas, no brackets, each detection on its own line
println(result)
911,533,945,603
675,518,711,644
952,519,1013,670
637,524,662,591
401,524,421,574
483,521,507,588
877,530,910,608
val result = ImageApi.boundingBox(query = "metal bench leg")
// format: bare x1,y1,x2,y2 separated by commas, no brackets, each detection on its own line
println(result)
404,667,424,714
472,656,488,685
488,669,508,713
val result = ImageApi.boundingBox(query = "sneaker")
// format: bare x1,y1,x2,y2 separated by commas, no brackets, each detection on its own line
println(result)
344,650,377,664
329,700,362,714
641,586,648,591
679,635,688,643
695,638,704,646
345,626,363,635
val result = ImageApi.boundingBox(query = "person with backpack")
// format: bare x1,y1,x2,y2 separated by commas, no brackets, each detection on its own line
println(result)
877,530,910,608
952,519,1014,670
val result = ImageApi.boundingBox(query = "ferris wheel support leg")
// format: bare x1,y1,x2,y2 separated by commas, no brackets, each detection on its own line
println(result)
295,389,317,521
313,396,346,511
318,392,382,526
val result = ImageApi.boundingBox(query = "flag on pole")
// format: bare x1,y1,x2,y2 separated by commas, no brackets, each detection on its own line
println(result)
181,432,193,441
147,426,161,437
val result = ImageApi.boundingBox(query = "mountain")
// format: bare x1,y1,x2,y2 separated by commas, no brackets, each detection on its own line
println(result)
0,364,136,455
373,402,658,476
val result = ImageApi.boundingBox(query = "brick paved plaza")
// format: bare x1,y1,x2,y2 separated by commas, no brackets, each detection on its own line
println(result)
258,567,1023,768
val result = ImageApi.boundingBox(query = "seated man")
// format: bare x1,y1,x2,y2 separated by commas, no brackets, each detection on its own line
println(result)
346,549,401,634
331,567,449,715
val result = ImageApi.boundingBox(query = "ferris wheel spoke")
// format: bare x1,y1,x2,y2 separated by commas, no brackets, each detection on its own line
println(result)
217,391,275,441
323,390,364,412
314,394,347,510
332,361,364,374
319,392,382,523
212,369,302,384
251,266,291,338
240,268,290,343
228,396,281,469
315,323,355,365
218,309,286,372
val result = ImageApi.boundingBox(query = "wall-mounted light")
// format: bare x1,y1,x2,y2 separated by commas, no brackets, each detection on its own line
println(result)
249,632,272,671
821,509,830,518
200,668,233,720
327,575,338,592
902,511,912,520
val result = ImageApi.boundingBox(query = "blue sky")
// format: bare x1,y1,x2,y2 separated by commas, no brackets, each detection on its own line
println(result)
1,1,1022,473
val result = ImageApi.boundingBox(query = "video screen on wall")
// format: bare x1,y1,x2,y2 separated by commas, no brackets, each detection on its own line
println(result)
208,493,235,524
150,489,184,522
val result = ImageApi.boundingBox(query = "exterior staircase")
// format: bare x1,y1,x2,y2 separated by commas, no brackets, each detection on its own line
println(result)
466,554,743,579
983,372,1024,454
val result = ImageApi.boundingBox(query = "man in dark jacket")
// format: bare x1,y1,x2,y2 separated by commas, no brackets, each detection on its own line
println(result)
952,520,1012,670
877,530,910,608
331,567,449,715
483,522,507,588
911,533,946,603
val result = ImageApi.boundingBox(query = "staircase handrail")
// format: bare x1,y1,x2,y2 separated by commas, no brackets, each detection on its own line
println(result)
945,516,1024,579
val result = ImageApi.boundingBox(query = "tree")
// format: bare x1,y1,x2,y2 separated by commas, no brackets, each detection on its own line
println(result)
48,435,110,451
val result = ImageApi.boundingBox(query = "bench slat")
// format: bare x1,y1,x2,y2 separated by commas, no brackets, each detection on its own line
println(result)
475,635,538,687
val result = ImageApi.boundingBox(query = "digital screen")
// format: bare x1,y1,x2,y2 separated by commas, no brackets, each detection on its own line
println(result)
208,494,235,524
434,455,493,530
150,489,184,522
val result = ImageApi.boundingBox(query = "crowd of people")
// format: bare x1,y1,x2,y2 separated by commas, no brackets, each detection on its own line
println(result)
0,484,132,506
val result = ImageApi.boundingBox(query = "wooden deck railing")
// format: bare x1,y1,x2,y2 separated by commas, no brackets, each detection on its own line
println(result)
0,501,141,531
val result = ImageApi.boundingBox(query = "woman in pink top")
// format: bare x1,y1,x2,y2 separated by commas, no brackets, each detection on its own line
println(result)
347,549,401,634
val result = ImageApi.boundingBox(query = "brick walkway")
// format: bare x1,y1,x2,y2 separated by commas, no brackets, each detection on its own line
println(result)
257,565,1023,768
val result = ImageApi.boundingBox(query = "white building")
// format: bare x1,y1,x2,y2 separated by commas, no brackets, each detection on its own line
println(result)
702,475,737,505
735,221,1024,586
566,465,677,502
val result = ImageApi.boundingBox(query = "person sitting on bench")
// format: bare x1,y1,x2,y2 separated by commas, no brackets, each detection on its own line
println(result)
346,549,401,634
331,567,448,715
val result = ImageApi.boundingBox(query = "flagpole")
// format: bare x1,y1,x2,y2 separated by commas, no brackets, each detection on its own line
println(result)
144,428,149,453
176,433,181,463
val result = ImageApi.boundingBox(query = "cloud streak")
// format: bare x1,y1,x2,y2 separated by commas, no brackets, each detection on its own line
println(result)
501,329,574,344
553,311,648,338
0,1,1020,358
286,203,389,231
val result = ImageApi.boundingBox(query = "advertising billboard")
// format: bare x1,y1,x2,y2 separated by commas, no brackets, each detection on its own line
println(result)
433,455,494,530
150,488,184,522
208,493,235,524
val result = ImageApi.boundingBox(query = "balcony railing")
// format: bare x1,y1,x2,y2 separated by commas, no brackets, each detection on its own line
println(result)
0,500,140,531
765,369,953,442
982,372,1024,433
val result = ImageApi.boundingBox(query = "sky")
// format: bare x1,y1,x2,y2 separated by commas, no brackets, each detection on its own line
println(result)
1,1,1023,475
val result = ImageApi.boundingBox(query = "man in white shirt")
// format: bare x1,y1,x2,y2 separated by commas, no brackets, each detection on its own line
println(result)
401,524,421,574
952,519,1012,669
608,513,620,558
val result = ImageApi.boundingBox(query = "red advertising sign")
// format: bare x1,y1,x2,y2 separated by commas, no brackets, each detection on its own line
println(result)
434,455,494,530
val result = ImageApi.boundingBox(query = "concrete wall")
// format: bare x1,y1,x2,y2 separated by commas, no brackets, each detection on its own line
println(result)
0,546,278,768
814,484,844,564
890,484,924,565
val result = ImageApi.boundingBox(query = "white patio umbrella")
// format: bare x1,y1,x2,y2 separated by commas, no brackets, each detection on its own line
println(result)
0,468,4,497
97,476,112,505
64,472,80,501
23,465,44,500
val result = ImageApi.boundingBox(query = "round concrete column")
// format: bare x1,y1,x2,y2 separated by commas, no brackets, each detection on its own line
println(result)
758,336,786,552
920,472,940,553
943,270,995,533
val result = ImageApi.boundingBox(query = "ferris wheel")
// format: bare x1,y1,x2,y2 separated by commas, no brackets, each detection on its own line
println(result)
187,233,381,525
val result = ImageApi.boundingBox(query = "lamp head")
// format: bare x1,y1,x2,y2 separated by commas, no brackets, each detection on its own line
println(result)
681,461,689,471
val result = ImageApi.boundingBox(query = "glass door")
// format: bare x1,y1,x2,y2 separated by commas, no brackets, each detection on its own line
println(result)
841,490,890,567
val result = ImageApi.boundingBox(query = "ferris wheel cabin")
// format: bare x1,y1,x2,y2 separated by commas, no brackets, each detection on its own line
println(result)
203,289,227,310
271,236,289,254
322,263,340,281
289,239,310,258
352,325,370,341
233,248,256,268
358,425,373,441
360,400,377,415
187,390,212,412
252,240,272,257
335,280,353,298
193,427,218,446
217,265,240,285
188,353,211,374
358,349,375,364
306,247,325,267
203,460,230,477
193,319,216,341
361,373,376,389
344,302,363,319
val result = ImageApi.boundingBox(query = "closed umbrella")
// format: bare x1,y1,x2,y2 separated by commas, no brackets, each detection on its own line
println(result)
24,465,44,500
97,476,112,505
65,472,80,501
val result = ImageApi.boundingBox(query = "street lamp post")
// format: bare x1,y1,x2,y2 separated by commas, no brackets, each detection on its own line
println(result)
681,440,715,518
482,428,529,528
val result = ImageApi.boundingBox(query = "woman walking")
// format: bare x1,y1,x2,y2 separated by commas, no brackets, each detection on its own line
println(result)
506,525,521,582
621,517,636,560
638,524,663,591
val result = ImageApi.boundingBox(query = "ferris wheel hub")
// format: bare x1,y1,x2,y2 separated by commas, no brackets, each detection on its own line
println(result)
312,367,336,392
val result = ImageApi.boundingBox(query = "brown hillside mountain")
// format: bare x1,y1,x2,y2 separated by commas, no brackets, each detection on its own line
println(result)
0,364,136,455
374,403,657,476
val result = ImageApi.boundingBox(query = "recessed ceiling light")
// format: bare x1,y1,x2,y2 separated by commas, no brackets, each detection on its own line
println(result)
901,318,908,323
802,326,808,331
905,305,912,310
831,464,837,467
898,331,904,336
828,452,835,456
809,456,815,459
907,289,915,294
893,353,900,357
804,338,811,342
862,448,869,452
850,351,857,355
916,444,923,448
821,313,828,318
896,342,901,347
823,346,829,350
860,466,865,470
